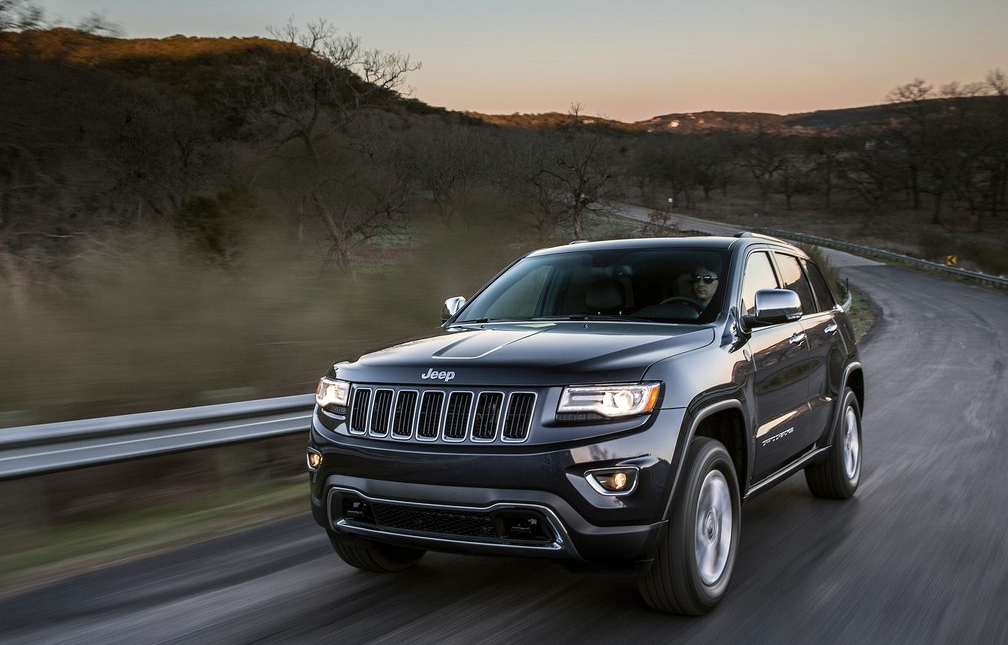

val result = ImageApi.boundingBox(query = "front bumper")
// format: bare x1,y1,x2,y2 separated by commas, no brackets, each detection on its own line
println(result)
308,407,687,564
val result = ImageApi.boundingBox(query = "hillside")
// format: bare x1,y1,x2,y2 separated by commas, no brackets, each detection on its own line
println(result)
3,28,993,137
640,105,906,134
466,106,900,135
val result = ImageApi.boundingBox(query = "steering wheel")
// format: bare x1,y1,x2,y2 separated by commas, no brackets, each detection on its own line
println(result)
658,296,706,312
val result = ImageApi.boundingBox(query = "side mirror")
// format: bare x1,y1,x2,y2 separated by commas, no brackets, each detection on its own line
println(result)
442,296,466,323
743,289,803,328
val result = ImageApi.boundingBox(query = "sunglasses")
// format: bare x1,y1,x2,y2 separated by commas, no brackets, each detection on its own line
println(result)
691,275,718,285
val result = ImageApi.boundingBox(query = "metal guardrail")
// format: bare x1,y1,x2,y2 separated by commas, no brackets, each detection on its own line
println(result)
756,228,1008,289
0,394,315,481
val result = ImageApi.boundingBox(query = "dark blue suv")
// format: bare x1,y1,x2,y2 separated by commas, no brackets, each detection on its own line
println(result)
307,233,864,614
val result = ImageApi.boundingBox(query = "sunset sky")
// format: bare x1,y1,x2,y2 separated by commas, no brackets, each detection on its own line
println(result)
41,0,1008,122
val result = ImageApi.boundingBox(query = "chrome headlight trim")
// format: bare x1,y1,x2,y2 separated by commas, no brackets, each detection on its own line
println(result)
557,382,661,418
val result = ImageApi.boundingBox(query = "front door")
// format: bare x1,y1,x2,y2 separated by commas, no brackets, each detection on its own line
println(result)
740,250,816,479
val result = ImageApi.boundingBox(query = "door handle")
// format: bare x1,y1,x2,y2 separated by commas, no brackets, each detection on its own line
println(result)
825,321,839,335
789,332,806,345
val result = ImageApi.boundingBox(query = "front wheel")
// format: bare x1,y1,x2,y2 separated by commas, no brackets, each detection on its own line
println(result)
328,533,425,572
805,386,862,499
637,437,740,615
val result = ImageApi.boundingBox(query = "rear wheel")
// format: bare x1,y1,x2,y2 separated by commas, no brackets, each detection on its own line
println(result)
329,533,425,572
805,386,862,499
637,437,740,615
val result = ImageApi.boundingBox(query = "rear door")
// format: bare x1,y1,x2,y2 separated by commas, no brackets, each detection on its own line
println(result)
774,252,835,449
800,257,854,440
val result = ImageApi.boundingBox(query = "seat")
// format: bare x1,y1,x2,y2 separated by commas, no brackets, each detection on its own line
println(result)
585,278,625,315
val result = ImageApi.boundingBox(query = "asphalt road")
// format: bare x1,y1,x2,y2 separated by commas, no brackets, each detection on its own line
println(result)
2,255,1007,644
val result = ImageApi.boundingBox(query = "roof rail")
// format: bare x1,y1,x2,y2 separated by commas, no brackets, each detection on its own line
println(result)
734,231,786,243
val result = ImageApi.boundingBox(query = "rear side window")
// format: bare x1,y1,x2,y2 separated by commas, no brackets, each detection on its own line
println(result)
802,259,838,313
774,253,816,316
740,251,778,316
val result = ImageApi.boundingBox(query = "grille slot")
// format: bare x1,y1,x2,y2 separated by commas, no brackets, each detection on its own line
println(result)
503,393,536,441
348,388,370,435
391,390,418,439
417,391,444,440
472,392,504,441
444,392,473,441
369,389,394,436
346,386,536,444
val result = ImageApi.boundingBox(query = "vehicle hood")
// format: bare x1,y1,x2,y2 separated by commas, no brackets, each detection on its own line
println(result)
335,321,715,387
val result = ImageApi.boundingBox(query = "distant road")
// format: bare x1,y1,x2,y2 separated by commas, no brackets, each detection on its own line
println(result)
3,230,1008,644
610,202,744,236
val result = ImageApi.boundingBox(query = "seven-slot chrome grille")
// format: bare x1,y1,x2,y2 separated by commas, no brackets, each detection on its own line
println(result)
347,386,536,443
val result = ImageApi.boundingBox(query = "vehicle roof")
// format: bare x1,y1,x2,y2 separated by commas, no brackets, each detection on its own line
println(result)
526,233,795,257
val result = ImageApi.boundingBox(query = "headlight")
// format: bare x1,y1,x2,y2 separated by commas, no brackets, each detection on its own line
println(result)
316,377,350,410
558,382,661,418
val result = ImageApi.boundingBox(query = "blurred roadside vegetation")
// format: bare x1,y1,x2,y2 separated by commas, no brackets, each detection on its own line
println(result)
0,193,568,425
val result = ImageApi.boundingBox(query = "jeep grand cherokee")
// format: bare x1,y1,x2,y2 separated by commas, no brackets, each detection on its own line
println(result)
306,233,864,615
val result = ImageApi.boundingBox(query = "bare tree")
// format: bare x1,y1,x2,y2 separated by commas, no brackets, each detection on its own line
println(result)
233,18,420,270
885,72,1008,229
237,18,419,161
807,135,850,210
74,11,121,37
0,0,45,31
773,152,810,211
521,104,617,239
732,129,788,212
395,118,497,218
837,139,903,224
885,78,937,210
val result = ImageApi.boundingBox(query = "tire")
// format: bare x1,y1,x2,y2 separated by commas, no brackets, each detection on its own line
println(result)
329,533,425,572
637,437,740,615
805,386,862,499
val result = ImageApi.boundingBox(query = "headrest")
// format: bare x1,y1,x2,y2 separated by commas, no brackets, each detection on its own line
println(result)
586,278,624,313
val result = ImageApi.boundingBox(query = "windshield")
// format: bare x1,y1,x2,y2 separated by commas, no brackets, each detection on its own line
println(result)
456,247,730,324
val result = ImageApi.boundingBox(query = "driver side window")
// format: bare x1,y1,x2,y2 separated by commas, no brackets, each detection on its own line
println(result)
740,251,779,316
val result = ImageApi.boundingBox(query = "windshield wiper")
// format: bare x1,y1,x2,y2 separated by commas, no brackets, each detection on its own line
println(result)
530,315,651,322
454,317,525,324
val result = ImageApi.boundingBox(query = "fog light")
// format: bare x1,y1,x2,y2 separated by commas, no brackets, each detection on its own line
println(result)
587,467,638,495
306,448,323,472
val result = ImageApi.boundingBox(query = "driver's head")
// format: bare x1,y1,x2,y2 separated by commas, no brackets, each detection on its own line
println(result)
690,266,719,304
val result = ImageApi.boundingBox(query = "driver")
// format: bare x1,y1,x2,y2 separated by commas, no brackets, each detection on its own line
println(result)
690,265,719,306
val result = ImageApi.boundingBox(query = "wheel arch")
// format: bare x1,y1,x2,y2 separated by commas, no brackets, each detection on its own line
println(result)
661,399,749,522
845,363,865,413
826,361,864,447
693,407,748,493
